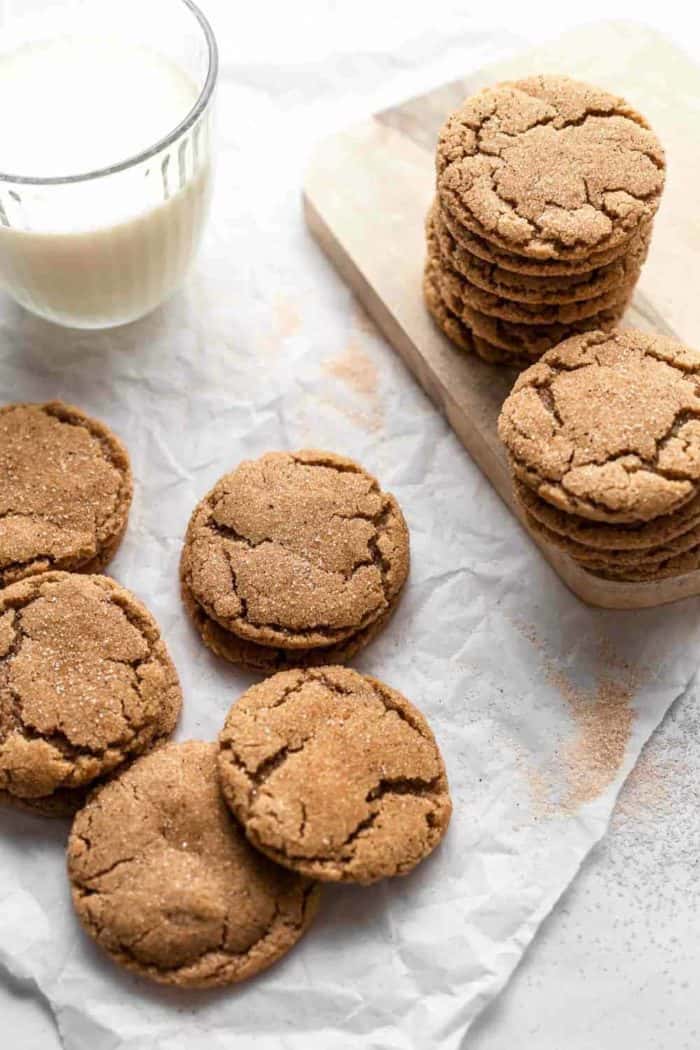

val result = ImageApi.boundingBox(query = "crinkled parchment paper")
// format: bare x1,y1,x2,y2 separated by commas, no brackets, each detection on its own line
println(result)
1,4,699,1048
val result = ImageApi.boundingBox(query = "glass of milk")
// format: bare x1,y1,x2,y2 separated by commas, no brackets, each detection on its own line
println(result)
0,0,217,329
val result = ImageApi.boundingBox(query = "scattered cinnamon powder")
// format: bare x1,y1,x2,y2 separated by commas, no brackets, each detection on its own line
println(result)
546,658,639,809
259,296,303,357
326,341,379,399
513,620,644,813
322,338,383,433
611,749,672,829
275,297,302,340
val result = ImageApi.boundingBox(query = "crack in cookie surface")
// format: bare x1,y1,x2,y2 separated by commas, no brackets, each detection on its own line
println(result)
0,572,181,803
182,451,410,650
68,741,319,987
217,667,452,884
499,330,700,522
437,76,665,261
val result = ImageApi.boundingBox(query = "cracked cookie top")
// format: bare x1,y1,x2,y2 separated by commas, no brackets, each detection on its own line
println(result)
499,329,700,523
68,741,320,987
217,667,452,884
0,573,181,804
181,451,410,650
437,75,665,261
0,402,132,586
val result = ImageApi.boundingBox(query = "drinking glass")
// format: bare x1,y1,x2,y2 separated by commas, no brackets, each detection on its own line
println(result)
0,0,218,328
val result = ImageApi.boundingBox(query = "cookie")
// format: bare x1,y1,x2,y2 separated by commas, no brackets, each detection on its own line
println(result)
423,261,534,368
499,329,700,523
514,479,700,551
435,244,636,325
0,402,132,586
589,543,700,582
181,572,398,673
522,507,700,570
442,204,653,276
0,572,181,812
68,741,320,987
436,75,665,261
181,451,410,651
217,667,452,885
460,297,628,356
432,202,650,303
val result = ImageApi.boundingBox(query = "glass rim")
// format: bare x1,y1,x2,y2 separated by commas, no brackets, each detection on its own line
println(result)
0,0,218,187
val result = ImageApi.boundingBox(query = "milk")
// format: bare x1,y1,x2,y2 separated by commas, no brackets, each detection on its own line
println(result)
0,37,213,328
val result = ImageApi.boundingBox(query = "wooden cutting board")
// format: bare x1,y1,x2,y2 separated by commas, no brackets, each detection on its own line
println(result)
303,21,700,610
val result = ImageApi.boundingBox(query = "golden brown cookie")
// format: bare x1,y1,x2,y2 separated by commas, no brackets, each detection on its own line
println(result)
181,451,410,651
0,572,181,813
217,667,452,885
437,75,665,261
588,543,700,581
460,297,628,357
423,261,534,368
442,204,653,276
514,478,700,551
499,329,700,523
68,741,320,987
523,507,700,570
432,202,650,302
0,402,132,586
181,572,398,673
436,246,635,325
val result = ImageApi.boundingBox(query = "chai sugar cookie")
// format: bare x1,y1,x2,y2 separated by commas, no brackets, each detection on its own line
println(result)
68,741,319,987
456,296,628,357
432,202,650,304
427,208,640,323
514,479,700,552
217,667,452,885
441,205,654,276
181,572,397,673
588,543,700,582
499,329,700,524
436,251,635,326
0,402,132,586
423,261,534,368
181,451,410,651
0,573,181,813
436,75,665,261
522,507,700,570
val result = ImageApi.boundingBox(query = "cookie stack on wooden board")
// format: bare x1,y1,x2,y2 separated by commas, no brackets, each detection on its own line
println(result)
498,329,700,581
424,75,666,366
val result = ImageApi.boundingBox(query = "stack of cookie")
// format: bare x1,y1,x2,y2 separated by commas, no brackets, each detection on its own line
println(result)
498,328,700,582
180,449,410,672
425,75,666,367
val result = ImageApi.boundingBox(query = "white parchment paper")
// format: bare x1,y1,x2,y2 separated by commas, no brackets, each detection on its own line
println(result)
1,5,700,1048
468,673,700,1050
